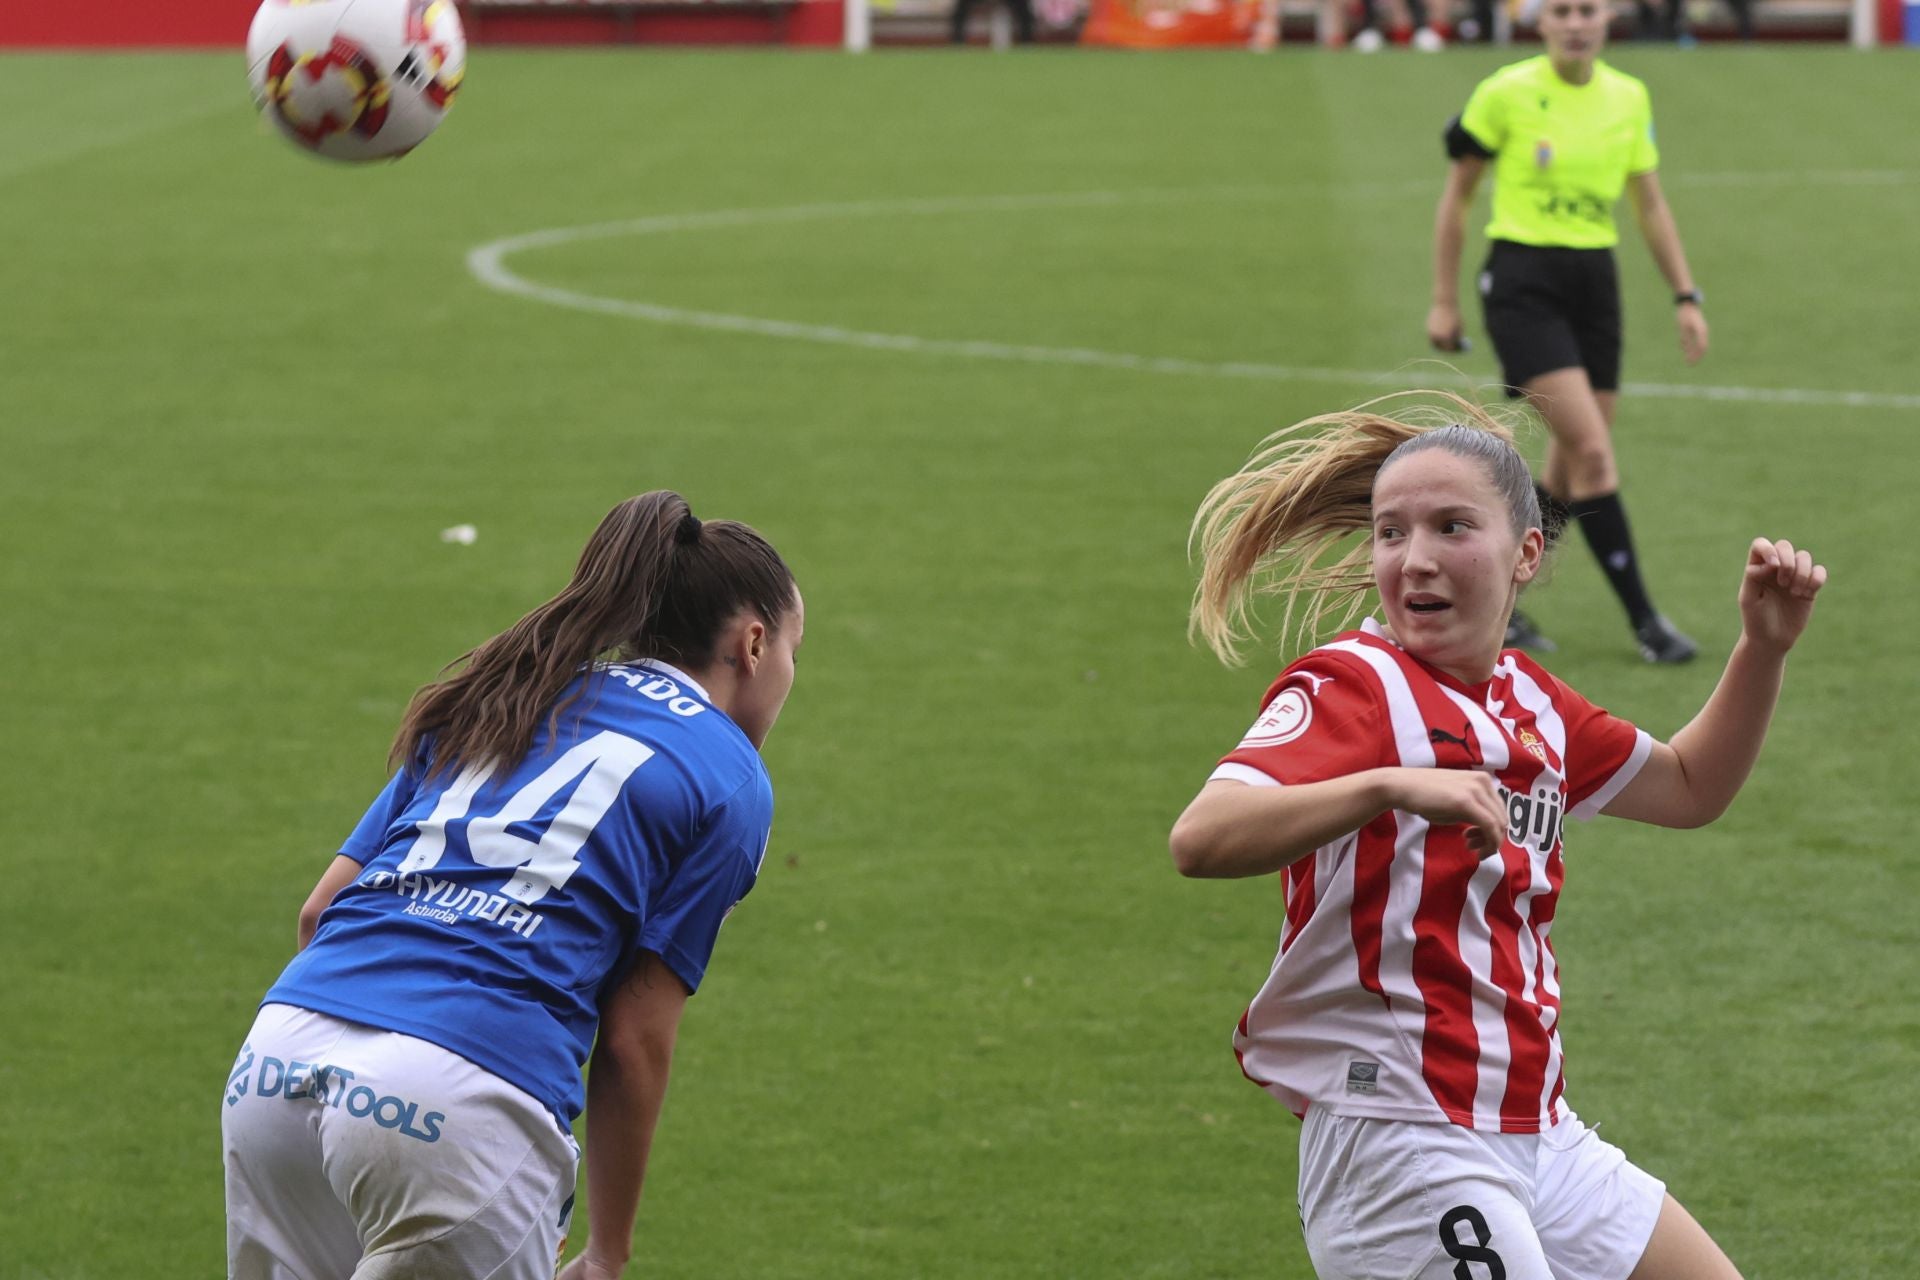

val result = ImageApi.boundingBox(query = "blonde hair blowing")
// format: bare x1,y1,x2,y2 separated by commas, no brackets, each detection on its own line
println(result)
1189,391,1533,666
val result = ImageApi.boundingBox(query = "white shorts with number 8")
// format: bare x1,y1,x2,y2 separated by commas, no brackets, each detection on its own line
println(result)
1298,1104,1665,1280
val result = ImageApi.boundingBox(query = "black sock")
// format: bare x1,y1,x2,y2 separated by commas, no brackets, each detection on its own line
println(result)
1567,492,1657,628
1533,482,1573,548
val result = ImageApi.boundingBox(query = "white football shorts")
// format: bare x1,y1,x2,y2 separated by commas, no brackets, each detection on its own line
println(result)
222,1002,579,1280
1296,1104,1665,1280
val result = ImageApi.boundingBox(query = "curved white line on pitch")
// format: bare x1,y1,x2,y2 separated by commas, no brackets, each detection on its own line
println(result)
467,188,1920,412
0,93,239,185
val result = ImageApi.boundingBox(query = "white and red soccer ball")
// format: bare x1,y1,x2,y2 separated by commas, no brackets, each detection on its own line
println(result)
247,0,466,162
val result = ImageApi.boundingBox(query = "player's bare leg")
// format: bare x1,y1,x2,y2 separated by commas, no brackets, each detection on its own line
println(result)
1525,366,1616,502
1626,1194,1744,1280
1503,365,1610,652
1524,367,1693,661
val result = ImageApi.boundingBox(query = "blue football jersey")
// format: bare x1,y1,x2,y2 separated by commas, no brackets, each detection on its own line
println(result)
265,660,773,1126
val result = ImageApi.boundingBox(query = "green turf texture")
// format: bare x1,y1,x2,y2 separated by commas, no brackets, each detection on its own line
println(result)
1,44,1916,1279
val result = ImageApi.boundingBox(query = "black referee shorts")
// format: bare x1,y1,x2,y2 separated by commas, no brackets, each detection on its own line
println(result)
1477,240,1622,396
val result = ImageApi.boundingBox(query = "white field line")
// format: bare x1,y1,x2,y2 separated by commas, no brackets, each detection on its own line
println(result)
1675,168,1919,188
466,183,1920,412
0,94,240,185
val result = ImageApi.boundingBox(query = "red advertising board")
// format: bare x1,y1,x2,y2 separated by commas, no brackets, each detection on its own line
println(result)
2,0,263,45
0,0,842,46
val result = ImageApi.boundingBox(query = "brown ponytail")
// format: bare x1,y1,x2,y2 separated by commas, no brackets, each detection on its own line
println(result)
1189,392,1532,666
390,491,795,774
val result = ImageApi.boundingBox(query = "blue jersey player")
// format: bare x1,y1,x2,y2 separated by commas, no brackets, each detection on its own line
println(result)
222,492,804,1280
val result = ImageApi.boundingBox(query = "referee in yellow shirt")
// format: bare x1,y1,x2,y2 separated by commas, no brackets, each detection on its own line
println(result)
1428,0,1708,664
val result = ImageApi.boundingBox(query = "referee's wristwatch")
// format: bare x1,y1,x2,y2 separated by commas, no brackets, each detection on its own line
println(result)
1674,289,1705,307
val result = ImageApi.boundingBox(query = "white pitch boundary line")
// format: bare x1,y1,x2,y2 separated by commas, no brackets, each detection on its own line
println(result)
466,185,1920,413
1675,168,1919,189
0,94,240,185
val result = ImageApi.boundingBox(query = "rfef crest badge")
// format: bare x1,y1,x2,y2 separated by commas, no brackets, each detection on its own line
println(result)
1243,685,1314,748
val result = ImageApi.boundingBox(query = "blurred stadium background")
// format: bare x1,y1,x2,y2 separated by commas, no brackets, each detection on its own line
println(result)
3,0,1908,47
2,4,1916,1278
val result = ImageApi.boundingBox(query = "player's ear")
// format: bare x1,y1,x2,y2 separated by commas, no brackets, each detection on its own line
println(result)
723,613,767,675
1513,527,1545,586
745,618,767,671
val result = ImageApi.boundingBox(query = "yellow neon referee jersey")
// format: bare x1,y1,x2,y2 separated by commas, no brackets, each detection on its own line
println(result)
1458,56,1659,250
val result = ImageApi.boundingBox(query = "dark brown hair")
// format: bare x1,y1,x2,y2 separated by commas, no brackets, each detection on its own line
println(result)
391,491,796,774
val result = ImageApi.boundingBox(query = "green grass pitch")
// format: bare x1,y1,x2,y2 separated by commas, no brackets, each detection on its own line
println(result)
1,44,1916,1278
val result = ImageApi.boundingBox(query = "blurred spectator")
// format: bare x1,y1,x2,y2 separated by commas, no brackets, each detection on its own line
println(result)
1453,0,1500,41
952,0,1036,42
1351,0,1447,49
1636,0,1755,39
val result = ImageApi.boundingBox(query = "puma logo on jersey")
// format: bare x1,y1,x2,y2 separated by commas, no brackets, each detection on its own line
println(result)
1292,671,1335,695
1429,726,1484,767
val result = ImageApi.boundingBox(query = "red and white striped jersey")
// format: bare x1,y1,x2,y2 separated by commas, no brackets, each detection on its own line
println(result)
1211,619,1651,1133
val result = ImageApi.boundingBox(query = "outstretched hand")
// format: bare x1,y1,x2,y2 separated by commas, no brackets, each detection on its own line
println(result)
1740,537,1826,654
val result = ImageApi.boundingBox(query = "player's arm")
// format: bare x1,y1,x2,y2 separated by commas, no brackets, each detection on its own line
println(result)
302,764,423,949
1627,170,1708,364
562,951,691,1280
566,785,761,1278
296,854,362,950
1171,768,1505,878
1604,539,1827,828
1429,154,1488,352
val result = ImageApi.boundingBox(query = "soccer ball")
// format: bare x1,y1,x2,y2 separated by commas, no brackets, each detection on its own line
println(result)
246,0,466,162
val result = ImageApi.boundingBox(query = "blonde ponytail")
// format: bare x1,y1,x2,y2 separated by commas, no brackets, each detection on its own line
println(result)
1189,392,1531,666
